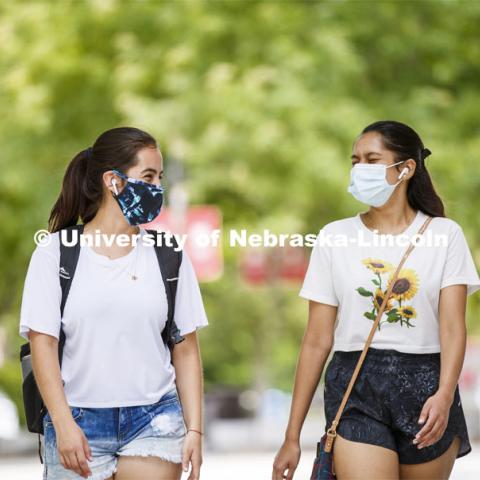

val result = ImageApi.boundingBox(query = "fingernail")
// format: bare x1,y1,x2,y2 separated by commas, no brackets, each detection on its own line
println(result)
418,419,424,423
417,445,423,449
412,439,417,444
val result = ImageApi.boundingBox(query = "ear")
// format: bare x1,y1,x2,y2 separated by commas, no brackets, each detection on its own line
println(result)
404,159,417,179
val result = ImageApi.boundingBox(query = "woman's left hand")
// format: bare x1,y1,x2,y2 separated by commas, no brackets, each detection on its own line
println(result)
182,430,203,480
414,390,453,449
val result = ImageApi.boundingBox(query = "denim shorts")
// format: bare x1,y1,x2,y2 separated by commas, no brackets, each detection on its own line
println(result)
42,387,186,480
323,348,472,465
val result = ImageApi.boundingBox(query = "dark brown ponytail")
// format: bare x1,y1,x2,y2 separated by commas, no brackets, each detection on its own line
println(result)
361,120,446,218
48,127,158,232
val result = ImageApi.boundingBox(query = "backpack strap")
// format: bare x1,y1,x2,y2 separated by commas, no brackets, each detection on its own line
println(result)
58,224,84,369
146,229,185,353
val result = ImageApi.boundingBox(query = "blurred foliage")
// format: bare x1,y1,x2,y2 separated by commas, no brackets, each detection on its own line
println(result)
0,360,23,418
1,0,480,422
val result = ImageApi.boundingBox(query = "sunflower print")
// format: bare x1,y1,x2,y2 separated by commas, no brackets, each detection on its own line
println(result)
362,258,395,274
386,268,418,301
357,258,420,330
373,288,394,311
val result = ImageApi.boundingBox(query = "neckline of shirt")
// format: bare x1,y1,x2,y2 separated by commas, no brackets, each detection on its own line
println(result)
82,226,147,266
354,209,425,238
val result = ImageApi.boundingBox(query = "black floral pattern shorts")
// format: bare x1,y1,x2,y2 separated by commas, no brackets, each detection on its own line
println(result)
323,348,471,464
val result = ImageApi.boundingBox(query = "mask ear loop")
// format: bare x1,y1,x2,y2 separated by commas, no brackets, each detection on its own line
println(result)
386,160,406,170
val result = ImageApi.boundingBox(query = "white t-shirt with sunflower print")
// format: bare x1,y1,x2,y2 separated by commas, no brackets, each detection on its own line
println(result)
299,209,480,353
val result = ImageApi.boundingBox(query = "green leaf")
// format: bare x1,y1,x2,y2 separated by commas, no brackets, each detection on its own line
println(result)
371,279,380,286
364,311,376,320
357,287,373,297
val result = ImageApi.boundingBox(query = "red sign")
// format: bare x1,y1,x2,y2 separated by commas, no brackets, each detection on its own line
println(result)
142,206,223,282
241,246,308,284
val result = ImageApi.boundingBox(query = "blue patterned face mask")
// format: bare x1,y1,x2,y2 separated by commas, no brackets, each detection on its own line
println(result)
110,169,164,225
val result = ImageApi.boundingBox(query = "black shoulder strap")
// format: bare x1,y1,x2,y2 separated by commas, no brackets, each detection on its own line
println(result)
146,229,185,353
58,224,84,369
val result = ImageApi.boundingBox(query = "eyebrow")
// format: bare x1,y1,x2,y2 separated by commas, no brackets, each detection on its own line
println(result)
351,152,382,159
140,168,163,174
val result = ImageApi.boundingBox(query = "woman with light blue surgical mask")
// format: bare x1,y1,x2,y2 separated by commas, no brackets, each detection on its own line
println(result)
273,120,479,480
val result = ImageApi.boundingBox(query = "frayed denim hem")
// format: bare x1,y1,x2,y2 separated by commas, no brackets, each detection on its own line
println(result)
118,450,183,464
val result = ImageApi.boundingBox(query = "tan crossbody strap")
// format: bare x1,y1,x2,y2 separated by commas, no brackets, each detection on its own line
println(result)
323,215,433,453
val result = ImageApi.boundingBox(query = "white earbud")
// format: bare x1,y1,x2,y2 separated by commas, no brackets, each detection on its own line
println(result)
111,178,119,195
398,167,409,180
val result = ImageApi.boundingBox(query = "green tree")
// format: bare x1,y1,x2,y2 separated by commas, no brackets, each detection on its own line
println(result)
1,1,479,422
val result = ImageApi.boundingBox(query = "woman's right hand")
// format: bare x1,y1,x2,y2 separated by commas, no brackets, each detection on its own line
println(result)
55,419,92,478
272,439,301,480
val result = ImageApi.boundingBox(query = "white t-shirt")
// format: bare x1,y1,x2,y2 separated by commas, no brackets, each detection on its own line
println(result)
19,227,209,407
299,210,480,354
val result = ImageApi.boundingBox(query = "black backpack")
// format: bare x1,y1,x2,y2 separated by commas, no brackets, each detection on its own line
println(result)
19,224,184,462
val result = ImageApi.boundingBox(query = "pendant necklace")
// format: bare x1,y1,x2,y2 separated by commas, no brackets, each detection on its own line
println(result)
127,228,141,281
128,243,139,281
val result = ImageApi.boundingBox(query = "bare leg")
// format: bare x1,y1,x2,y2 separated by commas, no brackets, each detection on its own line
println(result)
113,456,182,480
399,435,461,480
333,432,399,480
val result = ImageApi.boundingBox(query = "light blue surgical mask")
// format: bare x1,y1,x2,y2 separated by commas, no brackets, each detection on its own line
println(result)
347,160,407,207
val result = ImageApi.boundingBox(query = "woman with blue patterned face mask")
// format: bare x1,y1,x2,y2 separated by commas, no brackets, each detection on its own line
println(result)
19,127,208,480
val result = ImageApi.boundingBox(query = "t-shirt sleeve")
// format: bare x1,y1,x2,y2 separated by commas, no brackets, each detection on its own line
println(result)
19,243,62,341
440,223,480,296
173,250,209,336
299,229,339,306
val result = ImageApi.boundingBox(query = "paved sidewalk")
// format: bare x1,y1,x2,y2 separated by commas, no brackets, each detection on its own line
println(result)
0,446,478,479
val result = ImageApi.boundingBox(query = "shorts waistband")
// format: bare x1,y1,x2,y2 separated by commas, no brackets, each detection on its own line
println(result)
332,348,440,366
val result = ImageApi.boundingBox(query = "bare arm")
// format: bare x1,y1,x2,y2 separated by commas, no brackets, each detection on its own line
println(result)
273,300,337,480
172,331,205,480
438,284,467,402
30,330,72,425
414,284,467,449
284,301,337,441
30,330,92,478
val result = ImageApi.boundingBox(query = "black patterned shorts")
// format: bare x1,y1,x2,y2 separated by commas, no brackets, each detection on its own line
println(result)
323,348,471,464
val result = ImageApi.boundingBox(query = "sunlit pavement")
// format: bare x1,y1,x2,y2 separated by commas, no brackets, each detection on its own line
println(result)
0,446,479,480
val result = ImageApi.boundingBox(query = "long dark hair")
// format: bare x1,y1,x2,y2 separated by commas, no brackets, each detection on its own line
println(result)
49,127,158,232
360,120,445,217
